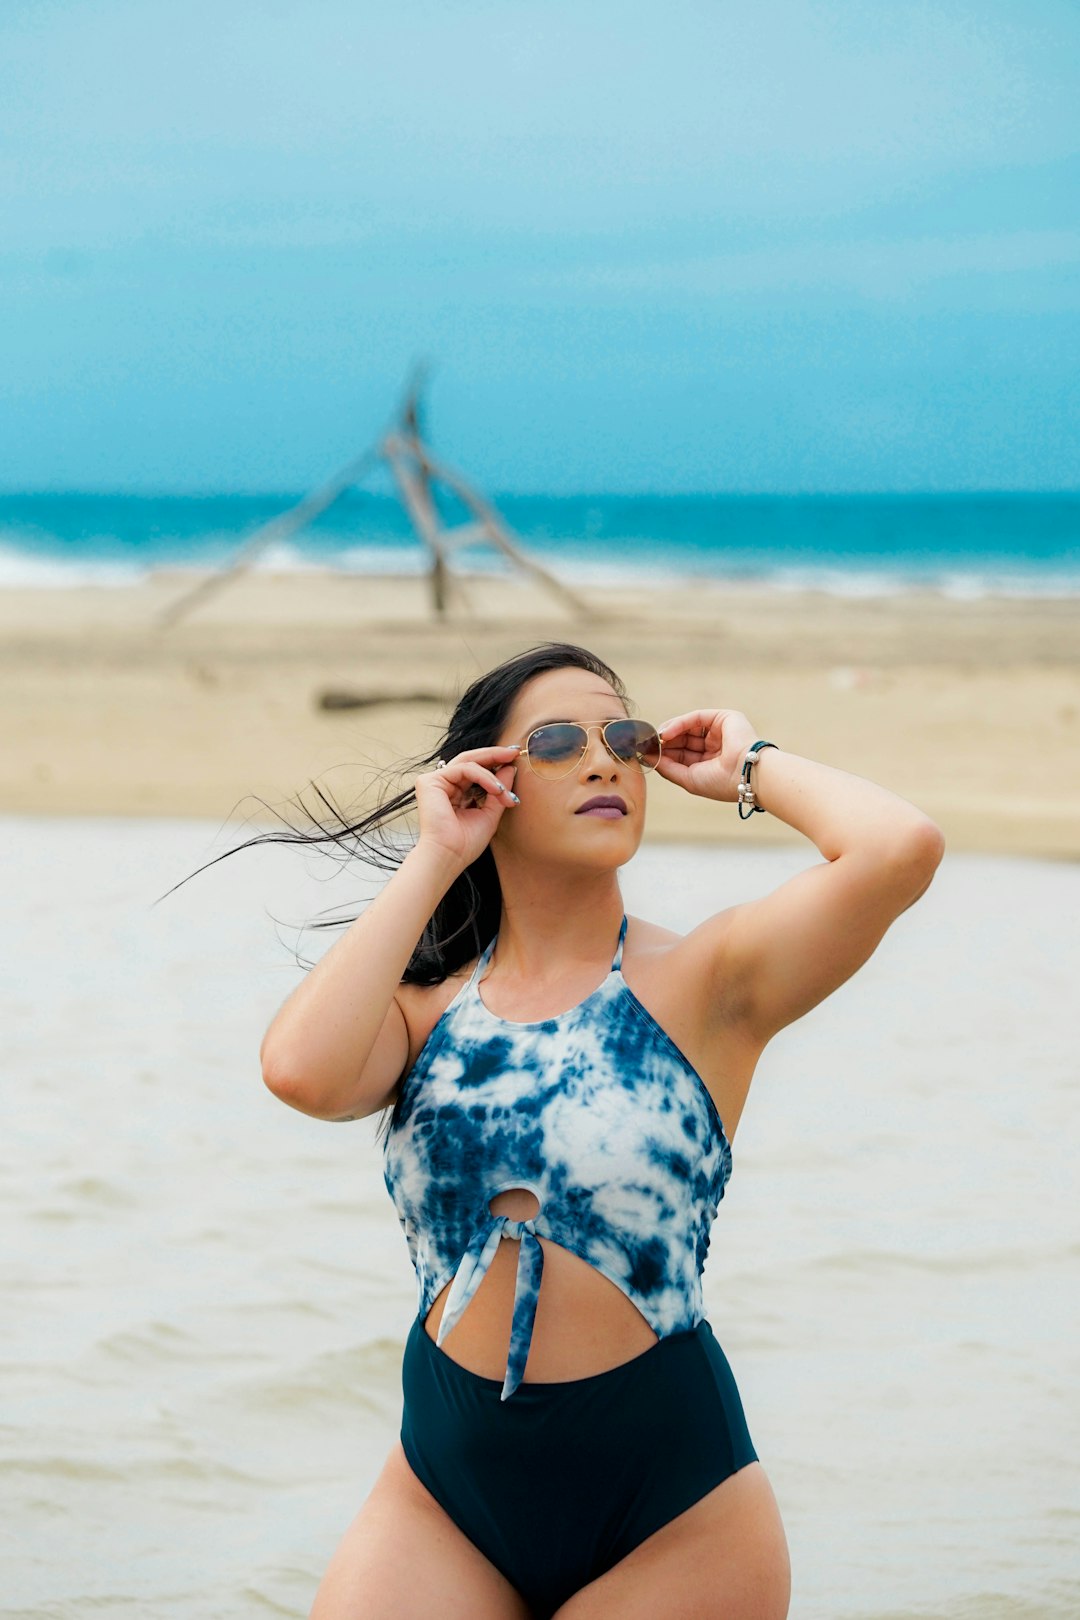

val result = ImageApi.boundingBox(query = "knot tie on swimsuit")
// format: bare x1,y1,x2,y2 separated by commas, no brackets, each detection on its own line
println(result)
435,1211,545,1402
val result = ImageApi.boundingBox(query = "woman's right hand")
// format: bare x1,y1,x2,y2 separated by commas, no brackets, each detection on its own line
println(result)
414,745,522,870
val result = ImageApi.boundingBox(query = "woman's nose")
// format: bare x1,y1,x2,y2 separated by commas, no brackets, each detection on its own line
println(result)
582,728,618,773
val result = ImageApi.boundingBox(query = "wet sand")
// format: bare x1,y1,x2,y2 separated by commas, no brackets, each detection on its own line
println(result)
1,568,1078,856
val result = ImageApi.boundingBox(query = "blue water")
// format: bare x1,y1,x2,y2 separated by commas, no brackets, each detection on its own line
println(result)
1,490,1078,598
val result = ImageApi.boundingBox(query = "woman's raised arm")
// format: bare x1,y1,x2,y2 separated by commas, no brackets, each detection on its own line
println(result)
258,742,520,1121
259,841,463,1121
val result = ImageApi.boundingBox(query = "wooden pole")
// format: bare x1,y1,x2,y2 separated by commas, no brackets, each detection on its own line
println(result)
382,433,598,620
384,438,466,618
154,444,379,630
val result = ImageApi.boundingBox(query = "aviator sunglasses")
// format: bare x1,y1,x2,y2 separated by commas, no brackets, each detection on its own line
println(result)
511,719,664,780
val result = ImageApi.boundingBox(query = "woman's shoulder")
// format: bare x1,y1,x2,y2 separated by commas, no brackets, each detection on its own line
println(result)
626,913,683,952
624,907,752,1033
395,955,479,1066
626,909,740,966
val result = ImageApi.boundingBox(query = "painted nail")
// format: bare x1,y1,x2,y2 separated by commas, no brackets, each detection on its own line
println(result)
506,791,520,803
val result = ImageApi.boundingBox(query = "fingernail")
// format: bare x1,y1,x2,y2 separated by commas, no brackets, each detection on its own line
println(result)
506,790,520,803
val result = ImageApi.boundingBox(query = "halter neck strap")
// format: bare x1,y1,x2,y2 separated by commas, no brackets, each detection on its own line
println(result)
465,934,497,988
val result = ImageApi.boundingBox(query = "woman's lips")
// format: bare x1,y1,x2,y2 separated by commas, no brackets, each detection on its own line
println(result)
579,807,625,818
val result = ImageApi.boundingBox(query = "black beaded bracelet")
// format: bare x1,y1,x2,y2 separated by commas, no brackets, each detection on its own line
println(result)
736,740,779,819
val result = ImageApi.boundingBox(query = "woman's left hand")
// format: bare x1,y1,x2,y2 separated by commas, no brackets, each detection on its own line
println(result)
655,709,760,803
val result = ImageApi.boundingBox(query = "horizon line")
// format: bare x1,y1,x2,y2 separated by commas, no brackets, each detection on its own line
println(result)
2,486,1079,502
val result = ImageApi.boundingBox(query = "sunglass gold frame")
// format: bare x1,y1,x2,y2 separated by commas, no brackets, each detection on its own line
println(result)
511,721,664,780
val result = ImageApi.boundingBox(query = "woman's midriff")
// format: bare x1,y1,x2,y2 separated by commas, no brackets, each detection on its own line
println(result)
421,1229,660,1384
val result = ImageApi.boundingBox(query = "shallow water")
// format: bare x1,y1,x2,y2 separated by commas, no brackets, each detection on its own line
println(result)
3,490,1080,598
2,818,1078,1617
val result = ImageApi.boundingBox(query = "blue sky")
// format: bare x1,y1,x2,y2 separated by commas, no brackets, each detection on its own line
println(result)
3,0,1078,493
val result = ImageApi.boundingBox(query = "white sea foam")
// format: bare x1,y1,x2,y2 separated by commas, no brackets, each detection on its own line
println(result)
2,531,1079,599
0,539,146,588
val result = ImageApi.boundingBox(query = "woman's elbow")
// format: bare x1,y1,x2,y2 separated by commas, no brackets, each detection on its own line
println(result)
261,1056,323,1116
897,823,946,912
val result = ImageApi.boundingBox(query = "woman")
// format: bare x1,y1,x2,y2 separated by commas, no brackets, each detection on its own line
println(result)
257,640,945,1619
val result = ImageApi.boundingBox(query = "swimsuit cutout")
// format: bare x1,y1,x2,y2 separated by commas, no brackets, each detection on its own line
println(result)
382,913,733,1401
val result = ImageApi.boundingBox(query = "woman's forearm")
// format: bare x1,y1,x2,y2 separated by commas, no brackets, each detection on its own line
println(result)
744,747,941,861
259,840,464,1098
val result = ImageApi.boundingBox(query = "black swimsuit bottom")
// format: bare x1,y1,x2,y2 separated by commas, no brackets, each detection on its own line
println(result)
400,1310,759,1619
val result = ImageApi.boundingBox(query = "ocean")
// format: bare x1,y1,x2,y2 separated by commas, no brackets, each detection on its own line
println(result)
1,490,1079,599
3,820,1078,1617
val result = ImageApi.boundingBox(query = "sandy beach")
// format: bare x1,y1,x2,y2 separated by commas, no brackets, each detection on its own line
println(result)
1,568,1077,857
5,569,1079,1617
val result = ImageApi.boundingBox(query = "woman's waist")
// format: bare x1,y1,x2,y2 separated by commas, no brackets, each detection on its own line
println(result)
422,1232,663,1384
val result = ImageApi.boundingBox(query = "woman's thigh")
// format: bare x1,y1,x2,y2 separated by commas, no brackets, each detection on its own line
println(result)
308,1440,533,1620
551,1461,791,1620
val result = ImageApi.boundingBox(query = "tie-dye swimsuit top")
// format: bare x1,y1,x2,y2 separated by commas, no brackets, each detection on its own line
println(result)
382,913,733,1401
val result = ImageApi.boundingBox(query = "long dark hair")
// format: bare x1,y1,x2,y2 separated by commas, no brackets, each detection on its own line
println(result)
156,640,631,1143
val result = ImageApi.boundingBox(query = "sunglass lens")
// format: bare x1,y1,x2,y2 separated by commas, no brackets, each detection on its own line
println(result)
606,720,662,770
527,723,588,776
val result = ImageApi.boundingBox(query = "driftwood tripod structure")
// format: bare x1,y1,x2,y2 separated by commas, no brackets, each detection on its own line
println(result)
155,372,594,630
